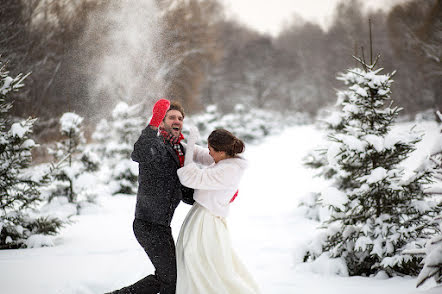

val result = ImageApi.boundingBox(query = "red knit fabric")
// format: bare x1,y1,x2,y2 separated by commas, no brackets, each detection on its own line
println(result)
230,190,239,203
149,99,170,127
160,129,185,167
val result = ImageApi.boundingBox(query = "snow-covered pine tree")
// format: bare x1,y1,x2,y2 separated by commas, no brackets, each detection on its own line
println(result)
300,108,348,221
412,111,442,288
304,108,347,182
189,104,307,145
427,111,442,198
415,220,442,288
302,56,442,276
0,60,63,249
48,112,99,204
99,102,143,195
91,118,111,158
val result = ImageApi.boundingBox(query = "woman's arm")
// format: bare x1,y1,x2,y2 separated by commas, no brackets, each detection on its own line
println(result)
177,162,240,190
182,142,214,166
193,144,214,166
183,126,214,166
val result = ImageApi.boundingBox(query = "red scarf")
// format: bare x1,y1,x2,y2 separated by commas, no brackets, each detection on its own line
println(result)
160,129,185,167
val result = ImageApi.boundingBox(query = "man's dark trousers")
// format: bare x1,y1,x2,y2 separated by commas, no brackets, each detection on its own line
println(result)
111,126,194,294
122,218,176,294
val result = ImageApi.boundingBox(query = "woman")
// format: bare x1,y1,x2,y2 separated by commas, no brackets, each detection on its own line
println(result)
176,128,261,294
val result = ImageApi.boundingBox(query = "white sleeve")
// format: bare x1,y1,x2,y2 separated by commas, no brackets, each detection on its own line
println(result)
181,143,214,166
183,141,194,166
177,162,240,190
193,144,214,166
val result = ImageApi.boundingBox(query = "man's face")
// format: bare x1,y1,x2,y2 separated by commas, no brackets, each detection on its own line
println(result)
160,109,183,137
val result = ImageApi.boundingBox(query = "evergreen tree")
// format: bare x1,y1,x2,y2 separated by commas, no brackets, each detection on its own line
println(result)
415,221,442,288
301,108,348,221
189,104,308,145
0,60,62,249
92,102,143,195
413,111,442,288
108,102,142,194
302,56,442,276
48,112,99,204
304,108,347,182
91,118,111,158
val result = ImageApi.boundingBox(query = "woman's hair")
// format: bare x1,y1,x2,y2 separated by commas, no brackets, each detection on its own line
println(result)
208,129,245,157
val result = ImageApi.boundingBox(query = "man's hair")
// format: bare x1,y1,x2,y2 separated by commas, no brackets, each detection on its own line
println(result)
168,101,185,118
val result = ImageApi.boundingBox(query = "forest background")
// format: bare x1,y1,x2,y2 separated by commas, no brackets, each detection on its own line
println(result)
1,0,441,154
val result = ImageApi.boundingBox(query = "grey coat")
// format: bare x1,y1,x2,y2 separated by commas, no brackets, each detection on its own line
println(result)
131,126,194,226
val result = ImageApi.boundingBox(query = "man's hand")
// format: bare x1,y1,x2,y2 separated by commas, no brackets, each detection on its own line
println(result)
149,99,170,128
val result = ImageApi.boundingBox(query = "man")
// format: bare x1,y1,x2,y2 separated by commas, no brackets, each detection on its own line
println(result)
107,99,196,294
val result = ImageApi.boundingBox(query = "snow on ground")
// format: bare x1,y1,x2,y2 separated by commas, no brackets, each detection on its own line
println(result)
1,122,441,294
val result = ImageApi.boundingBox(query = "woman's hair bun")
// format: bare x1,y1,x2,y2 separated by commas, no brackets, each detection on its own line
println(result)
232,138,245,155
208,129,245,156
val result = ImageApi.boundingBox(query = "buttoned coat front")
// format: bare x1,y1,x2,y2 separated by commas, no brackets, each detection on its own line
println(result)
131,126,194,226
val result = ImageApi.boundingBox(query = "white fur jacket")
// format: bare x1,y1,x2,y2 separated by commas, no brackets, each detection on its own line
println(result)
179,142,248,218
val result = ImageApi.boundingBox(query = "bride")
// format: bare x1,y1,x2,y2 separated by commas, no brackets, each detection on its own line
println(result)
176,128,260,294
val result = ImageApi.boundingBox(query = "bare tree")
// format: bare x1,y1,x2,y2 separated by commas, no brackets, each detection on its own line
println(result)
158,0,223,113
388,0,442,115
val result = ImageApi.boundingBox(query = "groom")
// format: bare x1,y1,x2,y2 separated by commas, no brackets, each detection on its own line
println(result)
107,99,194,294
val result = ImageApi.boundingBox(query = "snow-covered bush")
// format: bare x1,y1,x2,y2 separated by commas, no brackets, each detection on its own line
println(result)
413,220,442,288
0,60,63,249
304,107,346,180
412,111,442,288
187,104,310,144
296,192,322,221
301,57,441,276
300,107,347,219
46,112,99,207
91,102,143,195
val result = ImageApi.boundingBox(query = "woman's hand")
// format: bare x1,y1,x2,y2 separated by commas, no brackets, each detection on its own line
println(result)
187,125,200,147
184,125,200,166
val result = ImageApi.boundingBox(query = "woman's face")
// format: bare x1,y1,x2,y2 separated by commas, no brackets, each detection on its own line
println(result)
208,145,228,163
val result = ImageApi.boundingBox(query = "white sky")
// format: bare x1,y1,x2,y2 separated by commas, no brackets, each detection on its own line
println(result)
222,0,410,36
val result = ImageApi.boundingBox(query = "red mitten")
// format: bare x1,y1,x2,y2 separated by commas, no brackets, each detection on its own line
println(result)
149,99,170,127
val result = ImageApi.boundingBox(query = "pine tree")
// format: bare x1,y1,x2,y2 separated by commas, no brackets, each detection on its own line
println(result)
415,221,442,288
304,108,346,181
301,108,348,221
92,102,143,195
0,60,62,249
91,118,111,157
48,112,99,204
109,102,142,194
413,111,442,288
302,55,442,276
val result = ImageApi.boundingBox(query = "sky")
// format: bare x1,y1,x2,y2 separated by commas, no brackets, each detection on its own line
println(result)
222,0,411,36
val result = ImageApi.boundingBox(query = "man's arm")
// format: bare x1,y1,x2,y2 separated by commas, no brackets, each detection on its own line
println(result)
132,98,170,163
131,126,161,163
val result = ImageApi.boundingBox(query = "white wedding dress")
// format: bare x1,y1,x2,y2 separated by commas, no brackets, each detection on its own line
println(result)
176,129,260,294
176,203,261,294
